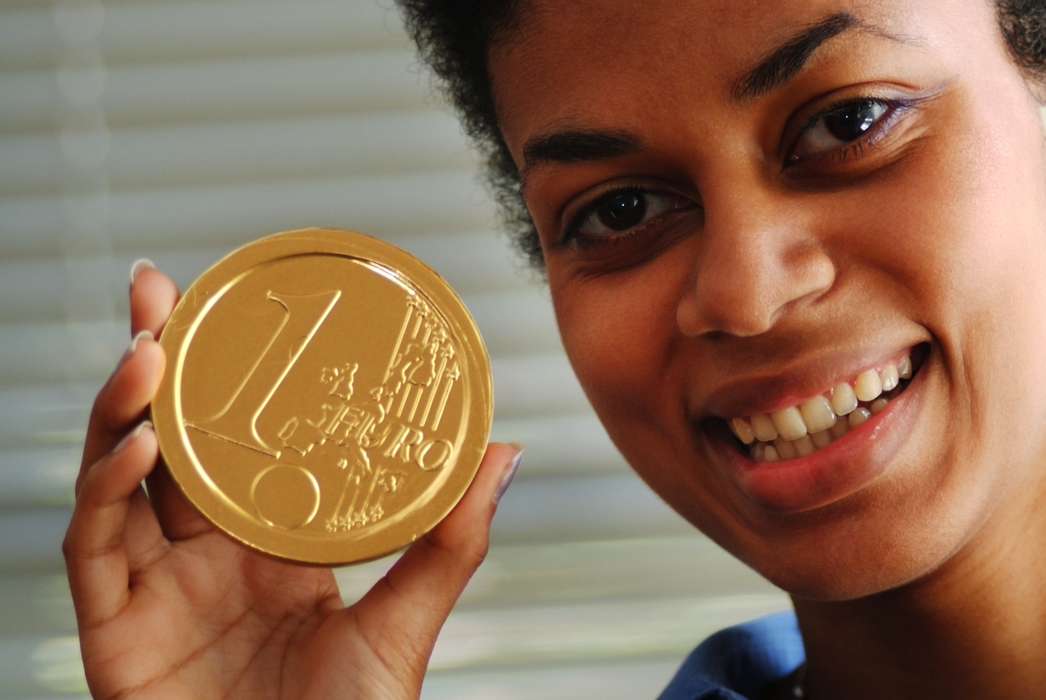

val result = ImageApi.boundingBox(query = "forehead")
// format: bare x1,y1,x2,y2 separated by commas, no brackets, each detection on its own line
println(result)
490,0,986,152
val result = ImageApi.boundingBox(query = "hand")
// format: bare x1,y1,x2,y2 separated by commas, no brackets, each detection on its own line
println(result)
63,262,522,699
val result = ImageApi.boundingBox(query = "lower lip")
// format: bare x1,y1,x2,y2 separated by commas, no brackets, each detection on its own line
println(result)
717,362,928,514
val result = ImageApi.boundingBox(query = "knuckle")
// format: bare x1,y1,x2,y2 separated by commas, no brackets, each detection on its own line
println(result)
61,528,78,561
460,533,490,569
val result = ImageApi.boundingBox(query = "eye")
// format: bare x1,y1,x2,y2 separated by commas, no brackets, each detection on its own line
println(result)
791,98,892,161
567,187,692,243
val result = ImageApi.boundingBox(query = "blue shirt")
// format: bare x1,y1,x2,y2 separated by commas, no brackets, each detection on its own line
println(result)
658,611,806,700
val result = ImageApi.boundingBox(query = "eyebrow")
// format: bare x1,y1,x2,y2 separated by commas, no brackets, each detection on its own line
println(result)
518,11,900,179
733,11,865,100
520,129,641,181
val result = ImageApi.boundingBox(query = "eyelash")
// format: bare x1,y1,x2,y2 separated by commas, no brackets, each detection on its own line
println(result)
561,185,689,250
786,96,914,168
557,95,918,250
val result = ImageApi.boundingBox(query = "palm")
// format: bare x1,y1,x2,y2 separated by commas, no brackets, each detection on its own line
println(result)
75,494,317,693
65,267,516,699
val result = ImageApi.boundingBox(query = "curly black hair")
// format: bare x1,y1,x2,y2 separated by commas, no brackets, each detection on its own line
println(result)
396,0,1046,271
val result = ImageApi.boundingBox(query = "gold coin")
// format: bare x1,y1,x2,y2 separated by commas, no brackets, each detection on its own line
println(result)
152,229,493,565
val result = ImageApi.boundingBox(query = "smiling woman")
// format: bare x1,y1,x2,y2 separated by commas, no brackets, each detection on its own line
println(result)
63,0,1046,699
395,0,1046,697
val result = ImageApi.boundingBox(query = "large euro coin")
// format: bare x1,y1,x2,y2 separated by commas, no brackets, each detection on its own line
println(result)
152,229,492,565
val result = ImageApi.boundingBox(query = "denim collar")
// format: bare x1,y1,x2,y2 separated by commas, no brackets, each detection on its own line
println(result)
658,611,806,700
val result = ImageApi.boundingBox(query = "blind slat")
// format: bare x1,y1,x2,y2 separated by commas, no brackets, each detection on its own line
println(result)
1,110,479,195
0,171,498,258
1,49,431,133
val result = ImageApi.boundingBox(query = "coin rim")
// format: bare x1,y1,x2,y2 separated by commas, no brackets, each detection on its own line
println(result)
152,228,493,565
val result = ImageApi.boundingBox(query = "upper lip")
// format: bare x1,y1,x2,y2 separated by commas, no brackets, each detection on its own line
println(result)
694,340,925,421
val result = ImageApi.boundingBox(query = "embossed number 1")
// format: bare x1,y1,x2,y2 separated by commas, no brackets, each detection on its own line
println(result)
188,289,341,458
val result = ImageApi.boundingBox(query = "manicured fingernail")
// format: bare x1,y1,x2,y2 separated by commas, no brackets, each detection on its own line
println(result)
114,420,153,453
114,329,154,374
129,258,155,285
493,443,524,504
128,329,154,354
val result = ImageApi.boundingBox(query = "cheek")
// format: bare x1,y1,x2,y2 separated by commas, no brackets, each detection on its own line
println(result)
549,258,690,433
852,90,1046,493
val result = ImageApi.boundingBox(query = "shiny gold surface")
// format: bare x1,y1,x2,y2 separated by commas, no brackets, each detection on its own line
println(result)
153,229,492,564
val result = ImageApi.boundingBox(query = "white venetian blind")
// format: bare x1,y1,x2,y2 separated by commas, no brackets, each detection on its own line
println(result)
0,0,788,697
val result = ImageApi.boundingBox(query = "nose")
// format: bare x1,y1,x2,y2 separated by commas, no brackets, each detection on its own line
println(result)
676,187,835,338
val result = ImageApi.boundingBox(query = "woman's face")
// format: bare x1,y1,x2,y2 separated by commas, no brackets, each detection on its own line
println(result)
490,0,1046,598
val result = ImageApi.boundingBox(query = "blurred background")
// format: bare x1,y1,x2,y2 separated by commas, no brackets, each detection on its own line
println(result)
0,0,789,697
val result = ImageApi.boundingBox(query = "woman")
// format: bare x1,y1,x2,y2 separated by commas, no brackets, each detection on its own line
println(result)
64,0,1046,698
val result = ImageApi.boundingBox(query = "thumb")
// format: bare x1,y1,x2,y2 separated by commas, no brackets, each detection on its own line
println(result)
350,442,523,671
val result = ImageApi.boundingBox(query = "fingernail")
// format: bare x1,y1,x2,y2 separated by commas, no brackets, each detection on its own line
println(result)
114,420,153,453
129,258,155,285
115,329,154,374
128,329,154,354
493,443,524,504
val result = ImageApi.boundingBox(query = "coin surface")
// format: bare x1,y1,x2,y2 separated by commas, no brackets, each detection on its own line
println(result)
152,229,492,565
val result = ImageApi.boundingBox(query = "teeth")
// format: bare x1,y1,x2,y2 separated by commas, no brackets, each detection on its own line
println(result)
854,369,883,402
880,364,899,392
774,436,798,460
800,395,836,433
737,352,914,463
807,428,832,449
848,407,872,428
793,434,816,457
751,413,778,442
830,382,858,416
729,417,756,444
810,429,832,449
770,406,807,441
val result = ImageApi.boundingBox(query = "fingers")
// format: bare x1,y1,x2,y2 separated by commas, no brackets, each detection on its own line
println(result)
354,443,523,659
64,422,167,628
79,262,178,487
144,459,214,542
79,336,165,489
129,262,180,338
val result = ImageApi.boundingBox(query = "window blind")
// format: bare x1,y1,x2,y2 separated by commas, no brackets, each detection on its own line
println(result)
0,1,788,697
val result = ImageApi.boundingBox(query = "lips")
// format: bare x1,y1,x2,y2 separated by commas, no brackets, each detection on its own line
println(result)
730,352,915,462
706,343,929,512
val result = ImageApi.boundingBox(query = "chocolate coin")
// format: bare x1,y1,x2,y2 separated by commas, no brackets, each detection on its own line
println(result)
152,229,493,565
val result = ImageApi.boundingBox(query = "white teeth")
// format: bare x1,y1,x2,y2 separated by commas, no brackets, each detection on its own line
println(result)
881,364,899,392
854,369,883,402
730,417,756,444
771,406,807,441
751,413,778,442
775,436,798,460
830,382,858,416
807,428,832,449
800,395,836,433
848,407,872,428
794,434,816,457
740,352,916,462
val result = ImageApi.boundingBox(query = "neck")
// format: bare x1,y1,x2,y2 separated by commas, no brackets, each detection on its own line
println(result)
793,464,1046,700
